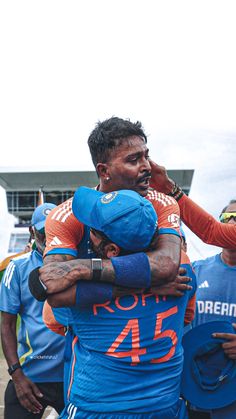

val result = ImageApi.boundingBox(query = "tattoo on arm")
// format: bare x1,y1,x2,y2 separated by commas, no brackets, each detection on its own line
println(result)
100,259,116,284
44,254,75,264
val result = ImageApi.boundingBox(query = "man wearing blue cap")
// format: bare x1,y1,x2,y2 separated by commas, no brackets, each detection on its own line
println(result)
44,188,196,419
0,204,65,419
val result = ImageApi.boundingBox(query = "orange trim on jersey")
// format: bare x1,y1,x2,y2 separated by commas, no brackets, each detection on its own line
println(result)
42,302,65,336
180,250,190,265
179,194,236,248
44,199,84,257
67,336,79,400
184,295,196,325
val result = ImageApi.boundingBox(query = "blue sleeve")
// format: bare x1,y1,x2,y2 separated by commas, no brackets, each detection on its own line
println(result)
158,227,181,237
180,263,197,299
45,248,78,258
0,261,21,314
76,281,113,308
52,307,74,326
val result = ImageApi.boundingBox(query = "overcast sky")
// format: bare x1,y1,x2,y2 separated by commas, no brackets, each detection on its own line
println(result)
0,0,236,260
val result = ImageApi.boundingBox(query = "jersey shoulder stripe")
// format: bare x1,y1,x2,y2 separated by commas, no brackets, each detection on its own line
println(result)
147,190,177,206
51,198,73,223
3,261,16,289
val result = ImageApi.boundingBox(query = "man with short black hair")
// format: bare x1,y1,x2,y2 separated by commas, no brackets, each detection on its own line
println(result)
39,116,185,295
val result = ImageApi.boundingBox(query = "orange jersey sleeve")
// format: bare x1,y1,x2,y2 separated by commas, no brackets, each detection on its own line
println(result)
184,295,196,325
43,301,66,336
179,194,236,248
146,190,181,237
44,198,84,258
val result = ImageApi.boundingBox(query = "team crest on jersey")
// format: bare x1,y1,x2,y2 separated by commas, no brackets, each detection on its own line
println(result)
101,191,118,204
168,213,180,228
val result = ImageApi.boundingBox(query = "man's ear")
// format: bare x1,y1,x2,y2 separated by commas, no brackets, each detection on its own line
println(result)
96,163,110,180
105,243,120,258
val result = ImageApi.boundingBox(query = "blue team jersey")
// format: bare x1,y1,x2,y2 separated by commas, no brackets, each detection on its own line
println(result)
192,253,236,327
56,267,196,414
0,250,65,382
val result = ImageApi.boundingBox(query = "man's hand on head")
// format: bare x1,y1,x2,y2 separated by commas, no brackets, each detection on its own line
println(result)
149,160,175,194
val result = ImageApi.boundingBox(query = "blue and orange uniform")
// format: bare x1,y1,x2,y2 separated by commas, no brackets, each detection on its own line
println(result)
44,189,196,417
59,259,196,417
44,254,195,417
44,190,181,258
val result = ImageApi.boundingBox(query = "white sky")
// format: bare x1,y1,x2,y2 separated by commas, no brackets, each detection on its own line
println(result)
0,0,236,260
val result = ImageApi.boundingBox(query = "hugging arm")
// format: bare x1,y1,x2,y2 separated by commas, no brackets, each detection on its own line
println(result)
41,232,181,296
149,160,236,248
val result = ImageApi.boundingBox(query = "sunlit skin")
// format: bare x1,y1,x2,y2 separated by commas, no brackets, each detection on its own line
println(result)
97,136,152,197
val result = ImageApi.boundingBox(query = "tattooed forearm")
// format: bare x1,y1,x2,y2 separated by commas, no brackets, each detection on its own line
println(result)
44,254,75,264
100,259,116,284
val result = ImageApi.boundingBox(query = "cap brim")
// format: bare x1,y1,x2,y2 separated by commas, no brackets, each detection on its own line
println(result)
34,220,46,231
181,321,236,409
72,187,103,228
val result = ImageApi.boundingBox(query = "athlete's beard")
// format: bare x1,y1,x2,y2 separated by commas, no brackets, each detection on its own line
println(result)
90,238,107,259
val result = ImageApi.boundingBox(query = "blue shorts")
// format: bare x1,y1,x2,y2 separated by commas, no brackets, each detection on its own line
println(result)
59,398,188,419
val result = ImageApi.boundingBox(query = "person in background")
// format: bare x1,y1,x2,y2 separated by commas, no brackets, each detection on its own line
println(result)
187,200,236,419
0,203,65,419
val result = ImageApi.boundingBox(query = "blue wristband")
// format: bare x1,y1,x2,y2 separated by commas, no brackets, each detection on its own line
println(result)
111,252,151,288
76,281,113,308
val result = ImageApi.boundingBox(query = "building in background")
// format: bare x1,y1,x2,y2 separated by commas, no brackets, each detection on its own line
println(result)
0,168,194,257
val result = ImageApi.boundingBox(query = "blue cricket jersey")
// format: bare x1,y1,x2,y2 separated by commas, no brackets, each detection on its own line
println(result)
0,250,65,382
192,253,236,327
55,265,196,413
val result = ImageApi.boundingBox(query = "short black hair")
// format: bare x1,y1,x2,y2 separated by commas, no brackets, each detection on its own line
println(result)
88,116,147,168
221,199,236,214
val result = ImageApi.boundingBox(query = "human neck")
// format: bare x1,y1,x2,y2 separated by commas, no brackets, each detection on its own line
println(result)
99,181,115,193
221,249,236,267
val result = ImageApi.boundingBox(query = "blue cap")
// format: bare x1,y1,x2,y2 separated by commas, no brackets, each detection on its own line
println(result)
31,203,56,231
181,321,236,409
72,187,158,252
